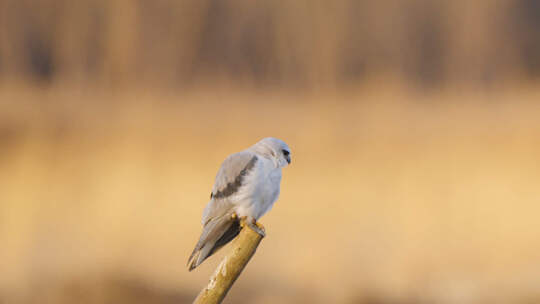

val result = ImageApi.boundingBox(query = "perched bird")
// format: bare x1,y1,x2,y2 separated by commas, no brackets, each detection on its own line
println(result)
187,137,291,271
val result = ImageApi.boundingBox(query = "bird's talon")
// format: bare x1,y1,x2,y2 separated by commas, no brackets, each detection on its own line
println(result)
247,221,266,237
255,221,265,232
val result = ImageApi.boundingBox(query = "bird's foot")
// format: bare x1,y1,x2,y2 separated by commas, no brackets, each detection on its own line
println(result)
239,216,266,237
253,221,266,237
248,220,266,237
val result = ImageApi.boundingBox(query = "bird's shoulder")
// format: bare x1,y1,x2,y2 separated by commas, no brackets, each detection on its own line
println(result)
210,150,260,200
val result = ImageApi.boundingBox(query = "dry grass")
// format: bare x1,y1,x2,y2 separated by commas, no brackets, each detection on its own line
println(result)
1,85,540,303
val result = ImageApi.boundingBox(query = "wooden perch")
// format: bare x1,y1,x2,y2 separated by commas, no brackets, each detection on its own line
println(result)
193,219,264,304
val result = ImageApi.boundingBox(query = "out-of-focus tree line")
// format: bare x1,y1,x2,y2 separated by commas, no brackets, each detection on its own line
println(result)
1,0,539,88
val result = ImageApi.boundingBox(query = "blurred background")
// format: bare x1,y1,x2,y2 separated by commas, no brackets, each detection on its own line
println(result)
1,0,540,303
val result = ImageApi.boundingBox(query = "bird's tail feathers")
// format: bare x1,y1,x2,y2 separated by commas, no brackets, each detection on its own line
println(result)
187,212,240,271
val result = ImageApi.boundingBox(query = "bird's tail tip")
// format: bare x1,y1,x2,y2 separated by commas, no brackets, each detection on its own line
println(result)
187,249,200,271
187,213,239,272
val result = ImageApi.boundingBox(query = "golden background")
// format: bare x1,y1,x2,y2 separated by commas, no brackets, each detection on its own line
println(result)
1,1,540,303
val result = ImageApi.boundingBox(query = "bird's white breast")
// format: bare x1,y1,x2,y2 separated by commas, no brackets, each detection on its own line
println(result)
232,156,282,220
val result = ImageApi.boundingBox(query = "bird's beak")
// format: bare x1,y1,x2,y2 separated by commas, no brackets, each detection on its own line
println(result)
286,156,291,164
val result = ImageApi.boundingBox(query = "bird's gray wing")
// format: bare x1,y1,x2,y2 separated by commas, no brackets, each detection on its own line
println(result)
200,151,258,224
187,151,258,271
210,151,259,200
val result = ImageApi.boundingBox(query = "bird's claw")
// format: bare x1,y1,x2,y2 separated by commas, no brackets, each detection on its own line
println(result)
238,216,266,237
248,220,266,237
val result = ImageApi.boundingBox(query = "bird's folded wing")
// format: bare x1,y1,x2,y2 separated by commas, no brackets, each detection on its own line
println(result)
202,151,258,225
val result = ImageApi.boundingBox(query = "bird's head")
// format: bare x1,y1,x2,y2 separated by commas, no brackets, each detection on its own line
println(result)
251,137,291,168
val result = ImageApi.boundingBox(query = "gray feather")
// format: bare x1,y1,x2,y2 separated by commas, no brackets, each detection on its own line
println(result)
187,211,239,271
201,152,258,225
211,152,258,199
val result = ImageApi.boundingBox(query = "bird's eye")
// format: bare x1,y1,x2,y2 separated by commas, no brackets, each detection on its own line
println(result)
282,149,290,156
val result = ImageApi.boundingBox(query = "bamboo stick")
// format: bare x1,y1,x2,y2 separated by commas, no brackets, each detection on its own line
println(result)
193,219,264,304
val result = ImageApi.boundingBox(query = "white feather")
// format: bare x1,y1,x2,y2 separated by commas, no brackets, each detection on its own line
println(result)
232,154,282,220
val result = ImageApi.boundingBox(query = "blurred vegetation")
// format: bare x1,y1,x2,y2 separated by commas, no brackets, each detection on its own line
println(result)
1,0,540,88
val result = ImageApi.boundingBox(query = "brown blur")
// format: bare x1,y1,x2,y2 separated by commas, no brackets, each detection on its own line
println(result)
1,1,540,303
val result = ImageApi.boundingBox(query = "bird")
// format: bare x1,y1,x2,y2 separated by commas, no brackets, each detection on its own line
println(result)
187,137,291,271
